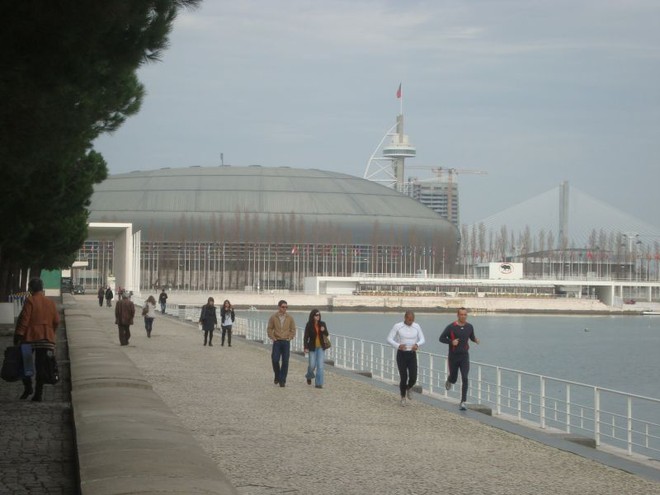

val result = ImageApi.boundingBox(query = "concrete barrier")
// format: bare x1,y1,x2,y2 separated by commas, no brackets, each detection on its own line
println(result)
64,299,238,494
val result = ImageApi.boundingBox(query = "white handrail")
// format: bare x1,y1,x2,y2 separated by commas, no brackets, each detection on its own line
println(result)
167,305,660,461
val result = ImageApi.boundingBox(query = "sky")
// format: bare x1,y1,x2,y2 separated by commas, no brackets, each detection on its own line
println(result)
93,0,660,229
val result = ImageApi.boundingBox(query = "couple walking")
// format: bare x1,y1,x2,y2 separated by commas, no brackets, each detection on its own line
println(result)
198,298,235,347
266,301,330,389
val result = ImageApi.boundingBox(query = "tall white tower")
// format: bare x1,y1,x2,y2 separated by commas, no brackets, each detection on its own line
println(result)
364,88,416,192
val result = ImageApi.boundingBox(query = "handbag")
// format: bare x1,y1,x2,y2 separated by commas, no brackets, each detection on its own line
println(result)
322,334,332,350
1,345,23,382
141,305,149,317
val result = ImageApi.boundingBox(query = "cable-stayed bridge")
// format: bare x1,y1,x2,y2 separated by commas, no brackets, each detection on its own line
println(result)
468,182,660,251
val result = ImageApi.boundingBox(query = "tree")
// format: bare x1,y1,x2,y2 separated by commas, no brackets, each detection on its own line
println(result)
0,1,201,298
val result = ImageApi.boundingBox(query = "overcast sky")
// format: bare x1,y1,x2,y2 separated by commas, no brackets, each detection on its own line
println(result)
93,0,660,228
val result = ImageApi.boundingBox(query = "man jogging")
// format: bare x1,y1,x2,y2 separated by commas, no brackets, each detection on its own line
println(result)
440,307,480,411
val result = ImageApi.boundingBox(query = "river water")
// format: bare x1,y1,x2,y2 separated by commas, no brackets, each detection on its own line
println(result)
246,310,660,399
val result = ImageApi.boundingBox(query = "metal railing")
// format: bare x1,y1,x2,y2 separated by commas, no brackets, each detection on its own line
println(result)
166,304,660,460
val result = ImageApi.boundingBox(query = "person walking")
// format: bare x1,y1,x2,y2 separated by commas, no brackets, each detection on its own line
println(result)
143,295,157,338
14,278,60,402
199,297,217,346
267,300,296,387
114,290,135,346
303,309,330,389
97,286,105,307
158,289,168,314
387,310,425,406
440,307,480,411
220,299,235,346
105,286,114,307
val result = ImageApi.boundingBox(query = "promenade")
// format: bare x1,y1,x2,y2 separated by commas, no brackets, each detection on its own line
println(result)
72,295,659,494
2,294,660,494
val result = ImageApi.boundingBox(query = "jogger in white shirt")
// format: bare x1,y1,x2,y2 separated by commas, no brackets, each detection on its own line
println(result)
387,311,425,406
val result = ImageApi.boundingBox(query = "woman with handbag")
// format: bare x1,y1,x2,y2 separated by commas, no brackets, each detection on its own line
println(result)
303,309,330,389
143,295,157,338
199,297,217,346
14,278,60,402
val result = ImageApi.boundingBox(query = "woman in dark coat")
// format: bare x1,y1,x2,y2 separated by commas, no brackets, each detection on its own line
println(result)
198,297,217,346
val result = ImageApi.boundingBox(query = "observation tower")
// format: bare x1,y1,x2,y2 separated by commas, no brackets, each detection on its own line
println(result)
363,86,416,193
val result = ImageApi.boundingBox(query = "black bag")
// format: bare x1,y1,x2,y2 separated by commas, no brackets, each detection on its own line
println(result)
41,349,60,385
1,346,23,382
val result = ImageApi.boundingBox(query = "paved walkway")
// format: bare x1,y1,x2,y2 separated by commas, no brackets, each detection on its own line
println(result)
77,295,659,495
0,305,77,495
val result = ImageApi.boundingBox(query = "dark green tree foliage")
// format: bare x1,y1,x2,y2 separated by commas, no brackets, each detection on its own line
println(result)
0,1,200,297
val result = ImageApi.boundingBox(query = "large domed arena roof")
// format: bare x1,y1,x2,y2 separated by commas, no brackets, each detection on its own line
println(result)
88,166,458,248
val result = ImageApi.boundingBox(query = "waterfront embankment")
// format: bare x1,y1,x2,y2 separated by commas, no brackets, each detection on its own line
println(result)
66,295,660,494
147,291,657,314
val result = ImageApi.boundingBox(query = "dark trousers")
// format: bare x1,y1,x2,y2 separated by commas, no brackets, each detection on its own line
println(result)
98,297,104,307
396,350,418,397
144,317,154,337
221,325,232,345
448,353,470,402
204,329,214,345
271,340,291,384
118,325,131,345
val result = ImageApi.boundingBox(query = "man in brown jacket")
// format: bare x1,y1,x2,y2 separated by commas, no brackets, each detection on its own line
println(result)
267,300,296,387
14,277,59,402
115,290,135,346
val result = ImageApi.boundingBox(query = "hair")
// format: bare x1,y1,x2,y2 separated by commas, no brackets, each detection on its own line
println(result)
457,307,468,314
278,299,287,308
147,295,156,305
28,278,43,293
307,309,321,324
207,297,214,304
404,310,415,319
223,299,231,307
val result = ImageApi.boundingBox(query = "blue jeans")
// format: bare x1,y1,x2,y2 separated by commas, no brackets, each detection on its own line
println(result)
271,340,291,384
305,347,325,386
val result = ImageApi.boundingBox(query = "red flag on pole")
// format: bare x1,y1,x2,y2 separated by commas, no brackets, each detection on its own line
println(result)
396,83,402,99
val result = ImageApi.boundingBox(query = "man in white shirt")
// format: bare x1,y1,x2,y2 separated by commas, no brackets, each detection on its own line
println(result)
387,311,425,406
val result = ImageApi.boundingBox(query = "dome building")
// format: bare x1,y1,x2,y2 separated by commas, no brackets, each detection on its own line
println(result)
84,166,459,291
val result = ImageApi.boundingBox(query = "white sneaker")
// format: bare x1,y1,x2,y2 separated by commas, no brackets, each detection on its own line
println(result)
459,402,467,411
406,388,413,401
400,397,407,407
445,380,451,391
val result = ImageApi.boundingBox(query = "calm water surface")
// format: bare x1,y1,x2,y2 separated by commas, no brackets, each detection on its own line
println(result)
247,310,660,399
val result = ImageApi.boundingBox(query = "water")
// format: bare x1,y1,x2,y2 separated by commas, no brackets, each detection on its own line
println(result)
246,310,660,399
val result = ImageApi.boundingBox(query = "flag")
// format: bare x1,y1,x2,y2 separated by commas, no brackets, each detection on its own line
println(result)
396,83,402,99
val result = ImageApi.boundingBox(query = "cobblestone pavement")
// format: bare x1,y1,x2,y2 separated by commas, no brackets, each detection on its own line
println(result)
0,305,77,495
81,297,660,495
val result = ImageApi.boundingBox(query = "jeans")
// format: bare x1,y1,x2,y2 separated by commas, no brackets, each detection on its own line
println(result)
305,347,325,386
396,350,418,398
144,317,154,337
271,340,291,384
160,302,166,314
